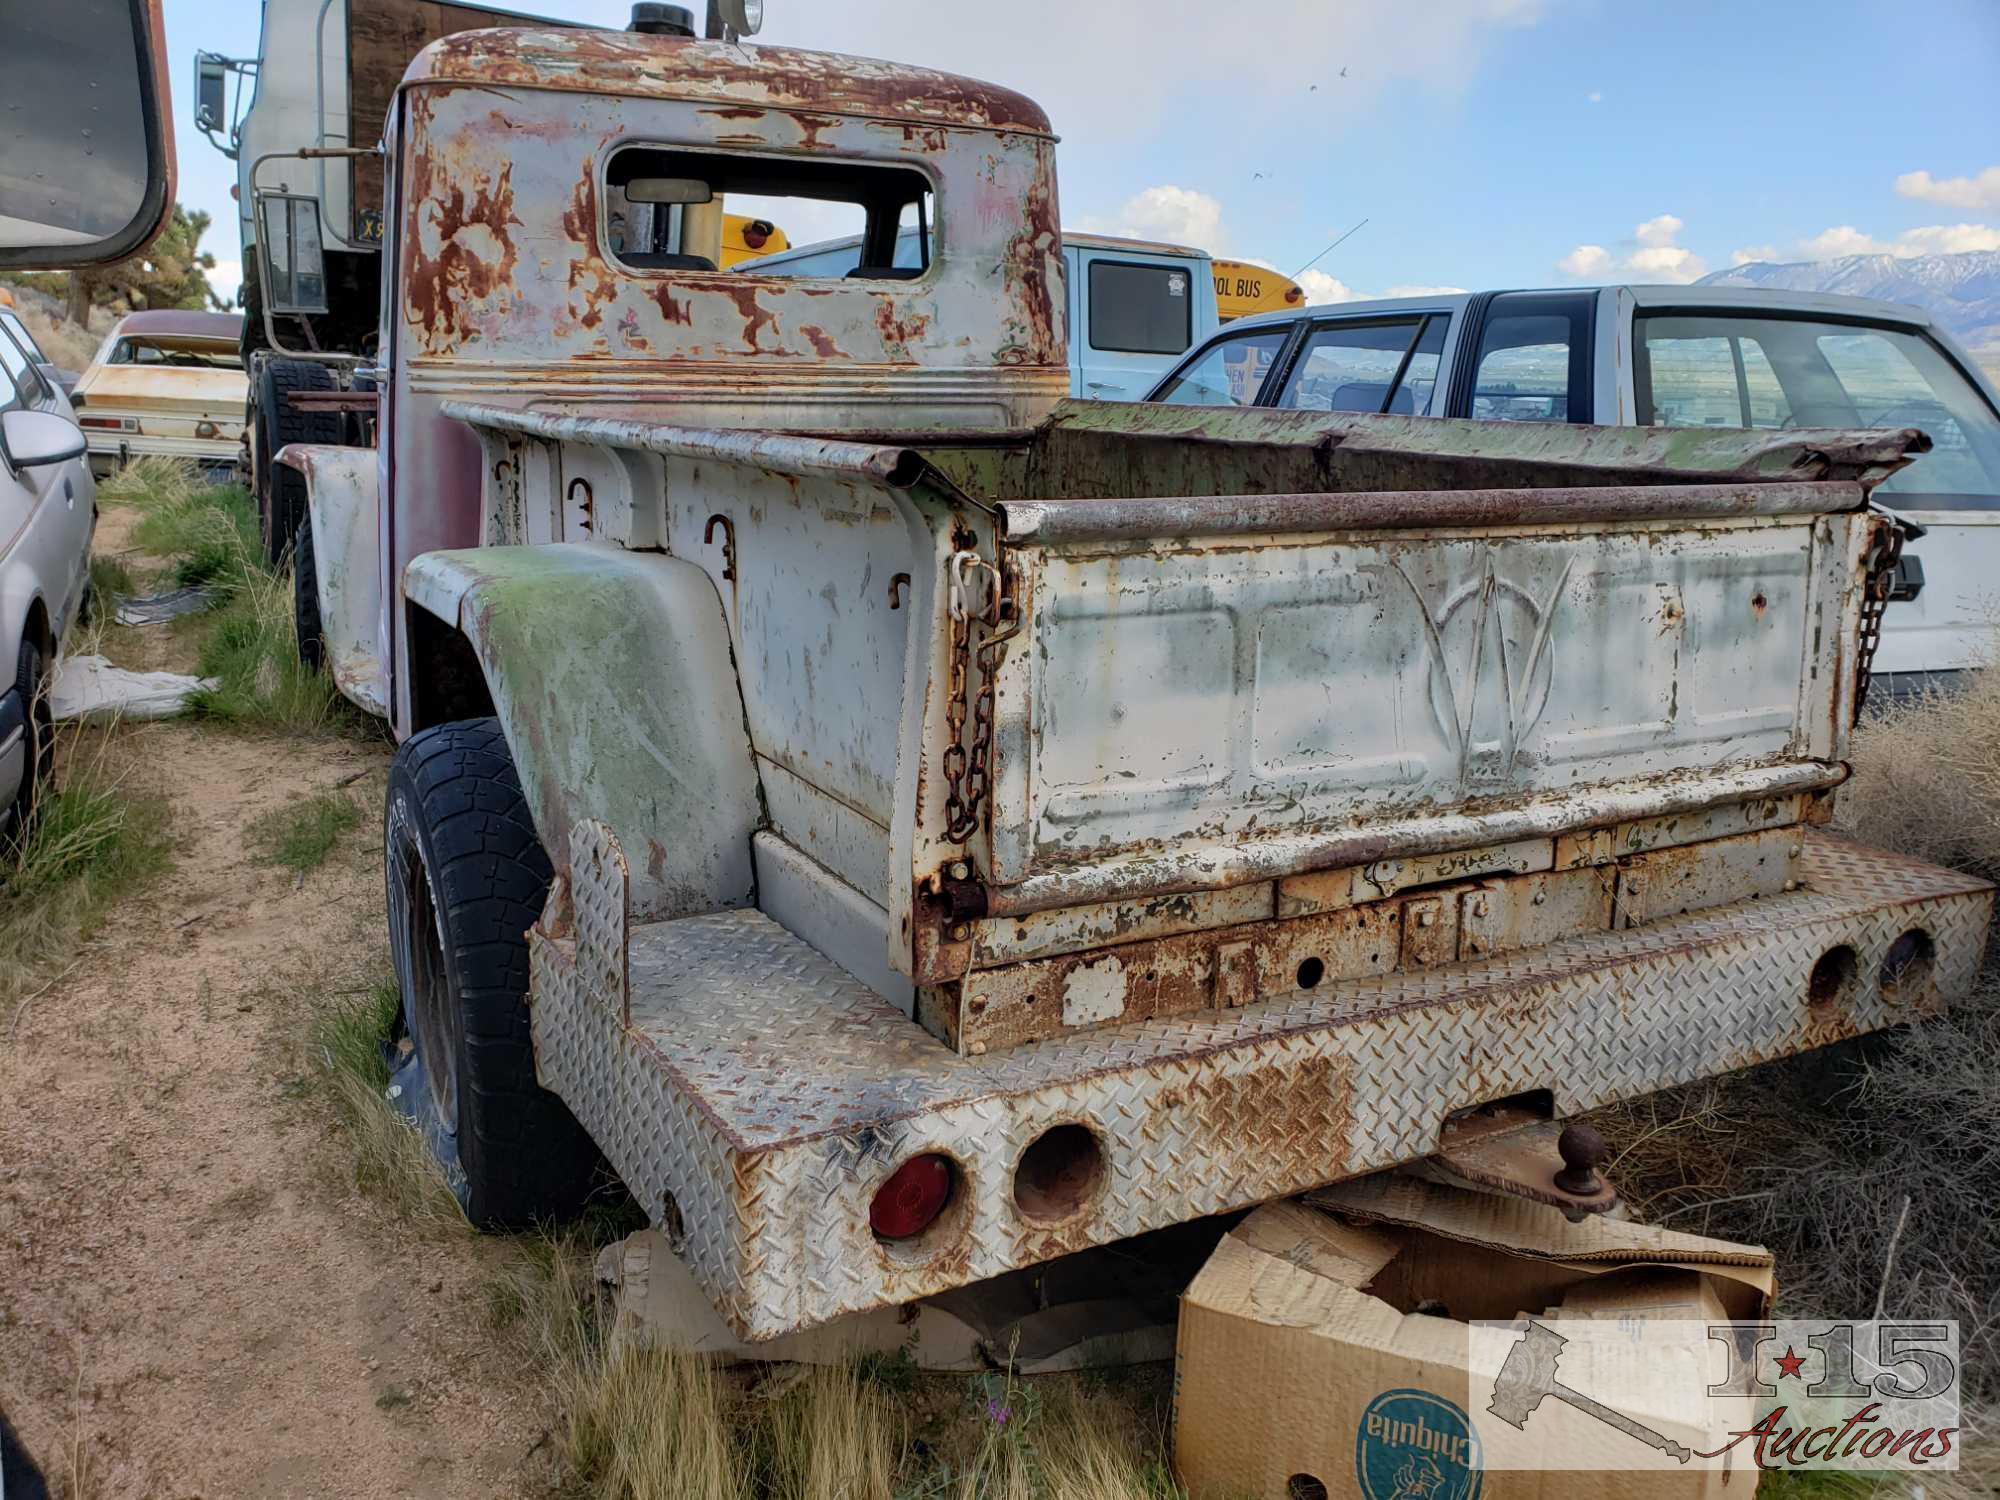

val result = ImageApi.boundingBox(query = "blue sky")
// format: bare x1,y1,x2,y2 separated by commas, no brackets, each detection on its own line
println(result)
166,0,2000,306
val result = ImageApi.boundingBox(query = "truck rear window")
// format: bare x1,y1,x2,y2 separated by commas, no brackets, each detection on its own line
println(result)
1088,261,1193,355
603,146,933,280
1636,313,2000,509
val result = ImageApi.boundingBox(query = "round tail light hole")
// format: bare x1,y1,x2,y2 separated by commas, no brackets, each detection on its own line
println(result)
1296,956,1325,990
1287,1477,1329,1500
1808,945,1859,1008
870,1153,955,1242
1879,929,1936,1003
1013,1124,1105,1225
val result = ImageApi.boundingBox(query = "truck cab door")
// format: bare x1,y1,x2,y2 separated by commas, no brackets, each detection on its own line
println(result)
1070,245,1207,402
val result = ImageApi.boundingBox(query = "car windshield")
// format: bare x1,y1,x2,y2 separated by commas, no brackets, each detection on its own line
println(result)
106,337,242,370
1636,313,2000,509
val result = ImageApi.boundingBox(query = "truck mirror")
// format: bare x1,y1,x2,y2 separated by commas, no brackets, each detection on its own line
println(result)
626,177,715,206
195,57,229,133
257,194,330,316
0,0,175,271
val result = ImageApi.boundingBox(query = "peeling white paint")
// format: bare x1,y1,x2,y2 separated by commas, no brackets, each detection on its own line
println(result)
1061,957,1128,1027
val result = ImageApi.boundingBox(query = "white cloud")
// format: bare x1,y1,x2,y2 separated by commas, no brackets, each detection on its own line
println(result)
1296,269,1358,303
1634,213,1682,248
1730,244,1781,267
1557,244,1613,277
1893,223,2000,255
1083,185,1230,253
1895,166,2000,215
1556,215,1705,283
1797,225,1887,259
208,258,244,307
1585,90,1602,104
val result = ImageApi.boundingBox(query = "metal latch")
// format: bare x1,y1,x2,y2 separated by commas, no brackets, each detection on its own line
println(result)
1887,551,1925,602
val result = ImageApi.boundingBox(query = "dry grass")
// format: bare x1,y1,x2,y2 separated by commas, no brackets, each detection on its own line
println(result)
1592,650,2000,1500
304,977,467,1233
1,720,171,1014
478,1226,1184,1500
1839,666,2000,881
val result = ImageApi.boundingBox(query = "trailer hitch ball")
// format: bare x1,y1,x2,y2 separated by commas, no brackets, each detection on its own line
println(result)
869,1153,955,1242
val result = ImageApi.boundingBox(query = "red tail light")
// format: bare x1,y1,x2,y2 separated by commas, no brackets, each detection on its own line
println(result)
742,219,773,250
869,1153,953,1240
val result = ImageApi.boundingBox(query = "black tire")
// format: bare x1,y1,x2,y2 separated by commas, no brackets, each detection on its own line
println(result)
384,718,605,1227
294,515,325,672
254,360,338,566
7,637,52,844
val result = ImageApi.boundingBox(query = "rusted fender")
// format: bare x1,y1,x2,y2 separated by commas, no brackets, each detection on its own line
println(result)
1045,402,1932,493
403,544,760,921
276,443,387,718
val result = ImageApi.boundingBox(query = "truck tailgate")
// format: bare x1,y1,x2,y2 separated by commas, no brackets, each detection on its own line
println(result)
982,483,1868,909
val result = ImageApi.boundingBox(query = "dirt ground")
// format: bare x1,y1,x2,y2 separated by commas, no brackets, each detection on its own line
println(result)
0,507,560,1498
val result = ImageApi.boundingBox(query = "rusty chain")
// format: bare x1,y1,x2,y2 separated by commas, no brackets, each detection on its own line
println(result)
941,551,1017,844
1853,518,1905,722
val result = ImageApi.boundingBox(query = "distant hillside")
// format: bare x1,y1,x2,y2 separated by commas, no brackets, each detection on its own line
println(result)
1697,249,2000,376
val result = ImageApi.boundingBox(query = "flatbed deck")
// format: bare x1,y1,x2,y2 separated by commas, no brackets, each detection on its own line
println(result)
528,827,1991,1340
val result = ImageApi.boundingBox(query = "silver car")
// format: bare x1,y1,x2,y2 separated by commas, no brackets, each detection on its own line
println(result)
0,313,96,840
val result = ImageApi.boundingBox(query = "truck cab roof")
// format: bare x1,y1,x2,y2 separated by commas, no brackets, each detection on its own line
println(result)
405,28,1053,138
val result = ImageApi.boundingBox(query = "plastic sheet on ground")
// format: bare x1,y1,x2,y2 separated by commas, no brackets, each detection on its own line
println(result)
49,655,216,722
114,585,213,626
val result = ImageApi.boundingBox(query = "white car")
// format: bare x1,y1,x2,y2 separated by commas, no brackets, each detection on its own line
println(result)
0,314,96,841
1148,285,2000,692
72,310,247,483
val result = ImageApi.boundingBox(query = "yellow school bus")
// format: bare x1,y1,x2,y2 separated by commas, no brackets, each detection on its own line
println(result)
1212,259,1304,321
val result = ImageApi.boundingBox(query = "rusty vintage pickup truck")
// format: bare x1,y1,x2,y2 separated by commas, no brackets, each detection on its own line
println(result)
271,23,1993,1341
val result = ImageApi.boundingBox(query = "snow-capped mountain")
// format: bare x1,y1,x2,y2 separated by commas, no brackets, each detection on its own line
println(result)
1696,250,2000,374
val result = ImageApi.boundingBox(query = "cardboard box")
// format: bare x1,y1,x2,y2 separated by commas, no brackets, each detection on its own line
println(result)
1173,1177,1775,1500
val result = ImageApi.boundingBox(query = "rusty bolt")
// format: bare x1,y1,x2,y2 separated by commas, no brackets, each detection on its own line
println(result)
951,923,970,942
1784,879,1800,892
969,994,988,1013
968,1040,987,1057
1790,844,1803,859
1416,910,1435,928
1472,897,1489,918
950,861,971,881
1532,889,1548,906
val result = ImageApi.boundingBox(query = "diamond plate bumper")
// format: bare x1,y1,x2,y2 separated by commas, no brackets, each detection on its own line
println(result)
528,828,1990,1342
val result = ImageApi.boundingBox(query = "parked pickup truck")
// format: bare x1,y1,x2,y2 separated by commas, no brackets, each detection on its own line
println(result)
740,228,1219,401
1146,286,2000,692
271,24,1993,1342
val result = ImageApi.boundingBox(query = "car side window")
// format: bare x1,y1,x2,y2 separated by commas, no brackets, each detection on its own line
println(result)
1469,313,1573,421
1276,315,1447,415
1636,320,1791,428
0,309,49,365
0,322,47,409
1151,328,1289,406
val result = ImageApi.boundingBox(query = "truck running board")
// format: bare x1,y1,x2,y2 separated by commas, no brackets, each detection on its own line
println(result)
527,822,1989,1342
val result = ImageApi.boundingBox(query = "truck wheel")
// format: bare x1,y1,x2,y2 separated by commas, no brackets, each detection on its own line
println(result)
384,718,605,1227
294,516,325,672
254,360,338,567
6,638,52,845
